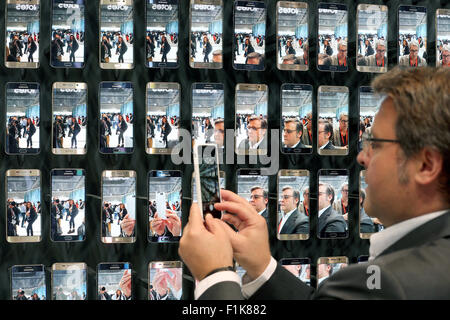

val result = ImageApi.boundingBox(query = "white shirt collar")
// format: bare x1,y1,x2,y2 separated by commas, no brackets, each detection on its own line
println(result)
257,208,266,216
319,141,329,150
250,135,265,149
318,205,331,218
284,140,301,148
369,209,448,260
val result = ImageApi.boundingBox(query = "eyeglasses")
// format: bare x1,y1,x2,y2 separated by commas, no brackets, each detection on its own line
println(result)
283,129,296,134
443,54,450,59
215,129,224,134
342,189,349,193
250,195,264,200
281,195,294,200
410,49,419,53
340,119,349,123
361,132,400,152
376,49,386,53
248,126,261,131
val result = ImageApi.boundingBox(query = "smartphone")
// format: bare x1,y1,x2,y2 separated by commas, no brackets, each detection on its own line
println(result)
148,170,182,243
233,0,266,71
360,170,384,239
101,170,136,243
11,264,46,300
281,84,313,154
146,82,180,154
317,169,349,239
276,1,308,71
277,170,309,240
5,0,40,69
99,0,134,69
234,262,246,280
280,258,311,286
149,261,183,300
6,82,40,154
146,0,179,68
357,255,369,263
6,170,41,243
50,0,85,68
191,170,225,203
97,262,132,300
51,169,85,242
316,257,348,288
398,6,427,67
317,2,348,72
189,0,223,69
237,168,269,226
436,9,450,67
358,86,381,153
235,83,268,156
51,262,87,300
52,82,87,155
356,4,388,73
317,86,349,156
192,83,225,147
193,143,223,220
99,82,134,154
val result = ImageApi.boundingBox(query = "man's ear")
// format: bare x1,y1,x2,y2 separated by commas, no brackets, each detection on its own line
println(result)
414,147,443,186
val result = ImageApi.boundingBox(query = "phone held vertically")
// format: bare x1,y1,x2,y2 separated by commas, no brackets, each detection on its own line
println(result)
51,262,87,300
11,264,46,300
149,261,183,300
97,262,132,300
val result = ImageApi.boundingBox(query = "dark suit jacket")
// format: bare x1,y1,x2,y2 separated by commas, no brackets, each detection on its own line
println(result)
260,208,269,225
318,206,347,236
360,208,375,234
238,134,268,152
279,209,309,235
199,211,450,300
321,141,336,150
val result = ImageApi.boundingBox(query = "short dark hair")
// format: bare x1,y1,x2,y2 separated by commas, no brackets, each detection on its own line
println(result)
250,186,268,199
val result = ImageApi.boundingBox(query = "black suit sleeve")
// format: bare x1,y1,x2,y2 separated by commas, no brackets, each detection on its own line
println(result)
198,281,244,300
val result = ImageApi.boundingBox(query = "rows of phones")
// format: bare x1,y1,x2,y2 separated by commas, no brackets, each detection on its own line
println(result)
10,261,183,300
5,1,449,70
5,81,379,157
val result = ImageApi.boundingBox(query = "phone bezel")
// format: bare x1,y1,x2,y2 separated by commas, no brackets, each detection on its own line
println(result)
51,262,87,300
10,264,46,300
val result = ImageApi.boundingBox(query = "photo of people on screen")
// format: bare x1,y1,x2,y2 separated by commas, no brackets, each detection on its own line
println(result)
100,4,133,65
358,87,381,153
51,174,85,240
317,7,347,68
278,177,309,236
398,7,427,67
12,269,45,300
317,261,347,287
51,1,85,66
190,2,222,67
7,176,40,238
277,4,308,68
237,175,269,226
102,175,136,240
436,12,450,67
146,0,178,67
52,269,86,300
5,3,39,65
318,179,348,238
282,262,310,286
360,174,384,234
149,177,182,242
98,269,131,300
149,267,182,300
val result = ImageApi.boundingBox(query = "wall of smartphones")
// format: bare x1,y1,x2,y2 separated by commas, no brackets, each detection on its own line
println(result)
4,1,450,69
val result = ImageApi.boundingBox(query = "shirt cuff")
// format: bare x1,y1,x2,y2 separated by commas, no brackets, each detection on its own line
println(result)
242,257,277,299
194,271,241,300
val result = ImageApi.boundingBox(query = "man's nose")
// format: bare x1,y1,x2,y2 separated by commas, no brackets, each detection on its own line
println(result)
357,149,368,168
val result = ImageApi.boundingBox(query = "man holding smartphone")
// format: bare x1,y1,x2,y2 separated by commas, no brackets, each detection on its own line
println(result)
179,67,450,299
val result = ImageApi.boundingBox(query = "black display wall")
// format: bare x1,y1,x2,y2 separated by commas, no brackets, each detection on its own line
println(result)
0,0,447,300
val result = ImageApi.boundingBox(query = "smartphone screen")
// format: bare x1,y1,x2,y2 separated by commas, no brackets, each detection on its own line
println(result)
281,84,312,154
146,0,178,68
5,0,40,69
317,86,349,156
235,84,268,155
146,82,180,154
398,6,427,67
436,9,450,67
280,258,311,286
276,1,308,70
52,263,87,300
317,3,348,72
356,4,388,73
233,0,266,71
149,261,183,300
6,170,41,243
357,255,369,263
101,170,136,243
358,86,381,153
237,169,269,226
317,169,349,239
51,0,85,68
189,0,223,69
360,170,384,239
52,82,87,155
97,262,132,300
100,0,134,69
11,265,46,300
99,82,134,154
192,83,225,147
51,169,85,242
277,170,309,240
148,170,182,243
6,83,40,154
316,257,348,288
191,171,225,203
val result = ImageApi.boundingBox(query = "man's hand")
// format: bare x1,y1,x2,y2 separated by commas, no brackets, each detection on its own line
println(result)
166,211,181,236
120,214,135,237
119,270,132,298
179,203,233,281
150,212,165,236
214,190,271,281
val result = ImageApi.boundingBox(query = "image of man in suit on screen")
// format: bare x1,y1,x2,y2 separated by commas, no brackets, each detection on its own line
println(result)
278,186,309,235
318,121,336,150
238,116,268,152
249,186,269,225
318,183,347,237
